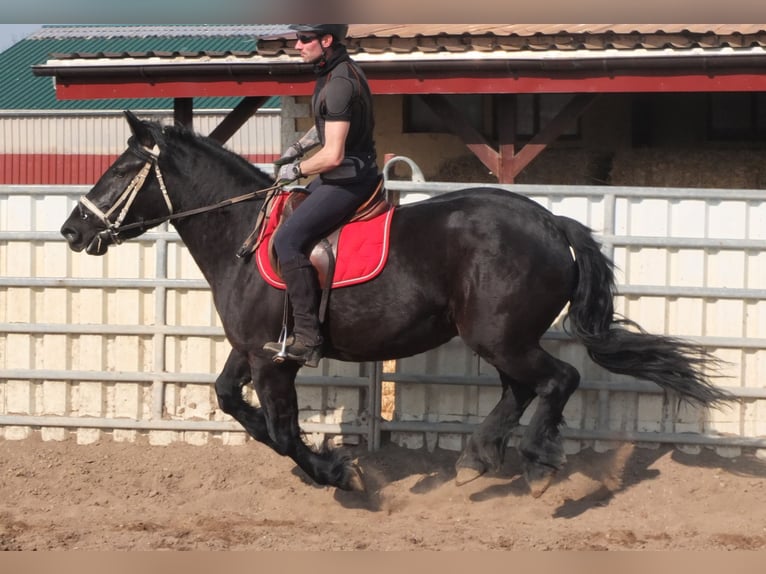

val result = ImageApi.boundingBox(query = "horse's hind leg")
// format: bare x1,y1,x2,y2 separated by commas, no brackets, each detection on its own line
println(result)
455,374,535,485
458,345,580,496
512,346,581,497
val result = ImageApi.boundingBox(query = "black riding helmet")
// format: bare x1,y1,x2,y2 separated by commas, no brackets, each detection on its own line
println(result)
290,24,349,72
289,24,348,42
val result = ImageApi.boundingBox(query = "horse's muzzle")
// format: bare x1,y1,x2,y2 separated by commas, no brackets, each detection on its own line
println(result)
84,230,114,256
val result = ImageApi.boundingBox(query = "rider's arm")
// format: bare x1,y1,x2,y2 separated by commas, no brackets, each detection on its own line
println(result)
296,120,349,176
293,126,321,155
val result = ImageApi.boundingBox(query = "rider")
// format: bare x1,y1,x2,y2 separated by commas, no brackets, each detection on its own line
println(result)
263,24,380,368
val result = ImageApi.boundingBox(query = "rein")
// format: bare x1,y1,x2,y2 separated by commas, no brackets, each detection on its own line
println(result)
78,140,281,250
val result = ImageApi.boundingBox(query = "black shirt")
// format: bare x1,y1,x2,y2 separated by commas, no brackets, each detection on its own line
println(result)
312,45,377,180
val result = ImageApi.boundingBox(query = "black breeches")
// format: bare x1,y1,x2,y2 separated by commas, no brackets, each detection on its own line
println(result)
273,175,377,264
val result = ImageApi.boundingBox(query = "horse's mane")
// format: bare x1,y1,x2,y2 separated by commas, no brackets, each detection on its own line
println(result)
150,120,274,187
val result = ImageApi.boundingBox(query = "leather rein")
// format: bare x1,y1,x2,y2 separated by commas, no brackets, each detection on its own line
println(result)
78,139,281,252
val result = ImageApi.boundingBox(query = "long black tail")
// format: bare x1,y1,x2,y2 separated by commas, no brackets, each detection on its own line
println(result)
556,215,729,407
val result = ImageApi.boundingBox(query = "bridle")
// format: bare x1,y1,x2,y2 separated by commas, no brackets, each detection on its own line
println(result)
79,141,171,250
77,138,281,253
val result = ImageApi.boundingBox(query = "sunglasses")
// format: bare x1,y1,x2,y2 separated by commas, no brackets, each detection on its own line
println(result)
297,34,319,44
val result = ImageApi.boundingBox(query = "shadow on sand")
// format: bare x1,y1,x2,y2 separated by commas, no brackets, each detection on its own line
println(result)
315,439,766,515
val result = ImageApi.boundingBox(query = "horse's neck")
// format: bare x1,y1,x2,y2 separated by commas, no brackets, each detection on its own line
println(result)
167,163,266,292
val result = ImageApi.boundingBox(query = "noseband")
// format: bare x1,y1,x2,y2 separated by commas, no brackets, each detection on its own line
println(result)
78,140,173,252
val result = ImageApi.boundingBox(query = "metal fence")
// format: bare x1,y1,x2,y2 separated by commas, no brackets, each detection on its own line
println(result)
1,160,766,453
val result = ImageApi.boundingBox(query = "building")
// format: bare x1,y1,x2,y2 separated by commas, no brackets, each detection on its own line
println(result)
1,25,283,184
30,24,766,188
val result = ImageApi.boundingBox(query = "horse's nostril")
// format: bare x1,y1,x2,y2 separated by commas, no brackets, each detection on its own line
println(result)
61,225,82,248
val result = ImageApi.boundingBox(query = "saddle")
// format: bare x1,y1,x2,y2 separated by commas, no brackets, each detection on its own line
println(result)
267,176,391,289
242,177,395,321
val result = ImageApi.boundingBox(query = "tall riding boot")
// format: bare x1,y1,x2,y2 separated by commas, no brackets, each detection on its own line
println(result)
263,257,323,367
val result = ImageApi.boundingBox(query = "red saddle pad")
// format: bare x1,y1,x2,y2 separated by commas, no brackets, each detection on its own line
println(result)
255,192,395,289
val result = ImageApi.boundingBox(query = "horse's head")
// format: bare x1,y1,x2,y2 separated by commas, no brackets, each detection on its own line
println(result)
61,110,174,255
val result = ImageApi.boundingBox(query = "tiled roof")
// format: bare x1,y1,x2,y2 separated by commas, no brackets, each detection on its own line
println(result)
0,25,284,111
29,25,292,40
259,24,766,56
14,24,766,107
32,24,766,62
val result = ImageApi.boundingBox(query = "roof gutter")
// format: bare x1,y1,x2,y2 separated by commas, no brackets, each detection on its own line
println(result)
33,50,766,80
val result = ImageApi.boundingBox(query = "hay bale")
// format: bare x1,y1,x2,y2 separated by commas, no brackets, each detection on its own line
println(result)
610,149,766,189
434,149,614,185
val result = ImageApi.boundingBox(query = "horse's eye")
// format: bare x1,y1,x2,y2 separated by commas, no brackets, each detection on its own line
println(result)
112,168,126,179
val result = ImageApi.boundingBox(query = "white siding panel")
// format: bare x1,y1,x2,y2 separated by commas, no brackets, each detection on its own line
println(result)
747,201,766,240
669,200,706,238
0,111,281,156
668,250,706,287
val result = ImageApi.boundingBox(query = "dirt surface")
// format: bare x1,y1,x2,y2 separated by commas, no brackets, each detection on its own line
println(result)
1,434,766,550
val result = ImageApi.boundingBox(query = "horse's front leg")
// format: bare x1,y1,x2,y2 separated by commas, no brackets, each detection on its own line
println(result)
214,348,275,447
249,355,364,491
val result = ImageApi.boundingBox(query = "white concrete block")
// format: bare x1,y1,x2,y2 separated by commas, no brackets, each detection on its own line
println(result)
148,430,179,446
113,429,138,443
76,428,101,444
297,387,323,411
40,427,67,442
5,380,33,414
437,432,463,452
5,332,34,369
41,380,68,416
76,382,103,417
4,426,32,440
113,382,141,419
714,446,742,459
221,432,248,446
677,444,701,455
563,439,582,455
594,439,619,453
391,431,423,450
183,431,209,446
397,384,427,421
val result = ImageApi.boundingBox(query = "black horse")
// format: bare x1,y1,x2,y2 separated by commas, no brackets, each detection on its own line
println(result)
61,111,728,496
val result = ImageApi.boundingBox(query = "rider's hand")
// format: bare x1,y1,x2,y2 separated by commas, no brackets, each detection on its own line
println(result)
276,159,303,186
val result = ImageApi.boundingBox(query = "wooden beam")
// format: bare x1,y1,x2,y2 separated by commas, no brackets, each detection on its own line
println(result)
507,94,599,179
495,94,517,183
418,94,499,176
173,98,194,129
208,96,270,144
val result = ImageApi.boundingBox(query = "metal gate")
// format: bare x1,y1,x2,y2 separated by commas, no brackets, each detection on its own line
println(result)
1,159,765,454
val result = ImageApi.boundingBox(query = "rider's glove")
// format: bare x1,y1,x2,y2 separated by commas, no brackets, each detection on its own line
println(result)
276,158,303,185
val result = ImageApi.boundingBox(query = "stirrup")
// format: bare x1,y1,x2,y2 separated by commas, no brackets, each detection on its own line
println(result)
270,324,290,364
267,289,292,364
263,335,322,368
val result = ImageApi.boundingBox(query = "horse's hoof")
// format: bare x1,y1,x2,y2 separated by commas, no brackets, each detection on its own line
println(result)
346,465,366,492
455,466,484,486
523,463,557,498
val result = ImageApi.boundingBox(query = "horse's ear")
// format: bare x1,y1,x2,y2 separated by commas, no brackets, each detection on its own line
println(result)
124,110,156,148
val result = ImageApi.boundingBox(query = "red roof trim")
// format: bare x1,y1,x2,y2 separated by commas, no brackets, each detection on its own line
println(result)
54,70,766,100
